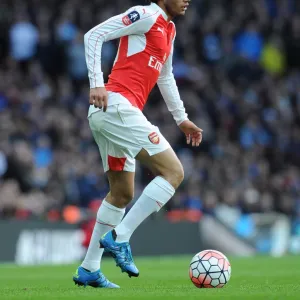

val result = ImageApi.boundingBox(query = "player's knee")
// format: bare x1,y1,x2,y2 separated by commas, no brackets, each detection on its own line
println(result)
173,163,185,188
164,162,184,190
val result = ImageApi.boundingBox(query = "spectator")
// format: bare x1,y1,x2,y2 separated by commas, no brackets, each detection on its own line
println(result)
234,21,263,62
9,13,39,65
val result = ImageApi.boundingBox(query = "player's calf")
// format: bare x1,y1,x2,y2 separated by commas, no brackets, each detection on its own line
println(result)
106,171,135,208
107,191,133,209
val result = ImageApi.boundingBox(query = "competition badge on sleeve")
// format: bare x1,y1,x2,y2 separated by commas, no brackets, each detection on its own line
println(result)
122,11,141,26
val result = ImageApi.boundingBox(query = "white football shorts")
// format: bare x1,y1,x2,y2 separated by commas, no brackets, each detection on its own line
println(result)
88,92,170,172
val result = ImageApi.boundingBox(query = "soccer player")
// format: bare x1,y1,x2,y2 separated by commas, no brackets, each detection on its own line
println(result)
73,0,201,288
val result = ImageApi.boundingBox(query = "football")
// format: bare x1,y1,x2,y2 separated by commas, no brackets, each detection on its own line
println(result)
189,250,231,288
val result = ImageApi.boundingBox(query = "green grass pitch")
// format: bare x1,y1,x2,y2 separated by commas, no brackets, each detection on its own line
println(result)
1,256,300,300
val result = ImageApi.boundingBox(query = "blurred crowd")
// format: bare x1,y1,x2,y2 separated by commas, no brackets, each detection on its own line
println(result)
0,0,300,239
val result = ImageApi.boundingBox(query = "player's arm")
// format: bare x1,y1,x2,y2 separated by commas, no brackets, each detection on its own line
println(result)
84,6,155,110
157,41,203,147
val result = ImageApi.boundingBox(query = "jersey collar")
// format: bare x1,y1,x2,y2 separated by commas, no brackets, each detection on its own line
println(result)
151,2,169,22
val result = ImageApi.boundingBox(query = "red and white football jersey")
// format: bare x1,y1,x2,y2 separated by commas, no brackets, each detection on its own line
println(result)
85,2,188,125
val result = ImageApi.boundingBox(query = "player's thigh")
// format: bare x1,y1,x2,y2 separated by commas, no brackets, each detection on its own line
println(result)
136,147,184,189
115,104,184,187
106,170,135,208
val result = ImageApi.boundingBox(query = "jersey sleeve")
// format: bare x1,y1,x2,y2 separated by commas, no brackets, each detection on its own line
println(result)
84,6,157,88
157,39,188,126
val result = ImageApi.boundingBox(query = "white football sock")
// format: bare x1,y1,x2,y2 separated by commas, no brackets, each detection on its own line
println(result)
115,176,175,243
81,199,125,272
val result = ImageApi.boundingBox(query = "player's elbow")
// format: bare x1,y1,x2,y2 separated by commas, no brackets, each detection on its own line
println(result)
84,31,91,46
84,29,106,47
157,74,173,86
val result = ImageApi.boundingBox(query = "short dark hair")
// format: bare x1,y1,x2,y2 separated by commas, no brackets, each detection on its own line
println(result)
145,0,159,3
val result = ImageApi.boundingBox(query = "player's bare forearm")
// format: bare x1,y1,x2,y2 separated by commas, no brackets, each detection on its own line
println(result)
178,120,203,147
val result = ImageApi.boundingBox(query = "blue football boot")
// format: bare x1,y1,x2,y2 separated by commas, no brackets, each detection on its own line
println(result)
73,266,120,288
100,230,139,277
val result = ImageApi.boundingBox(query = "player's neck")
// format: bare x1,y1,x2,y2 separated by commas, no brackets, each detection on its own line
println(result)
157,2,173,21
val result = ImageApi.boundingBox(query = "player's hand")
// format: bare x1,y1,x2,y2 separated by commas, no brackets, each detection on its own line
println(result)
89,87,108,112
179,120,203,147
